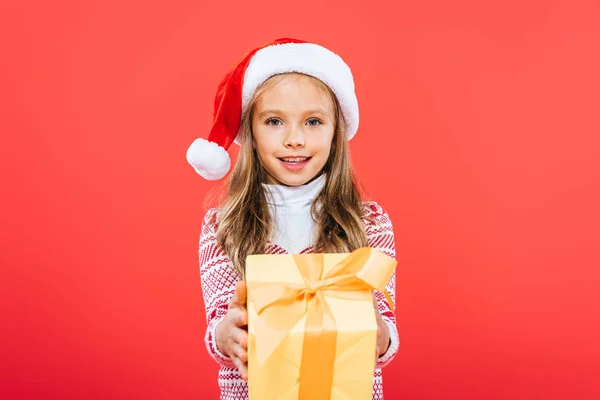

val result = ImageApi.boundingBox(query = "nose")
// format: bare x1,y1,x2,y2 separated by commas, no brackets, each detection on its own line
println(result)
283,124,305,148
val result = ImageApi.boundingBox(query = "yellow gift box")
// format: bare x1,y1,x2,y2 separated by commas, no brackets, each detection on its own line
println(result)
246,247,397,400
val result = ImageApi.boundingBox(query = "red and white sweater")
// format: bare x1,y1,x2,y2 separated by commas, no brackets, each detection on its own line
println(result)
198,201,399,400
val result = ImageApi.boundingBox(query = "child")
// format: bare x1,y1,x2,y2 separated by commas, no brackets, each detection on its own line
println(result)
187,38,399,399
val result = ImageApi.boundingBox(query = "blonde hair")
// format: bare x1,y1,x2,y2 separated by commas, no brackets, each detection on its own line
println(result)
215,73,369,278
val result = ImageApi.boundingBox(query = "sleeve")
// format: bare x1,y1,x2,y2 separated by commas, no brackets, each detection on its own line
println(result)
198,209,241,369
363,202,400,369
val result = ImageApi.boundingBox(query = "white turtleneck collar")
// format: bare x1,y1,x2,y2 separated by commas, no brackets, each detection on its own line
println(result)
261,174,326,253
262,173,326,207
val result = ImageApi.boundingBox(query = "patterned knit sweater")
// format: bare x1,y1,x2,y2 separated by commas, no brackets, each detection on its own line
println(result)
198,201,399,400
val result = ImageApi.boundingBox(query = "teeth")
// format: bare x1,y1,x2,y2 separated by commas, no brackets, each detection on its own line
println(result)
281,157,308,163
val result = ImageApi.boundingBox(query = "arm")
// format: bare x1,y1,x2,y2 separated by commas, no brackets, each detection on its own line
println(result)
364,202,400,368
198,209,240,369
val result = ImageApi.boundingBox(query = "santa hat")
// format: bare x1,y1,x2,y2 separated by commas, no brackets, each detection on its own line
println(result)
186,38,359,180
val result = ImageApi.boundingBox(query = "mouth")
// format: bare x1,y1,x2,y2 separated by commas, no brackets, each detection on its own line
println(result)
278,156,312,171
278,156,312,164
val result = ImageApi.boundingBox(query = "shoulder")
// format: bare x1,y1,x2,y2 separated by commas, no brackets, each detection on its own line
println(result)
361,201,396,256
361,201,393,230
201,208,222,235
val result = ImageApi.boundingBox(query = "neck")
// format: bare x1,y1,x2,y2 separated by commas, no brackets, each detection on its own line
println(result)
261,174,326,253
262,174,326,206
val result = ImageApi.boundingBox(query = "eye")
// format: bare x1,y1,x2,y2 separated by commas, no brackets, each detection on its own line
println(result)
265,118,282,126
307,118,323,126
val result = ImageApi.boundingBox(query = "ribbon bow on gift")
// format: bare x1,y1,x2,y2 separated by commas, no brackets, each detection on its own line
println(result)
247,247,397,399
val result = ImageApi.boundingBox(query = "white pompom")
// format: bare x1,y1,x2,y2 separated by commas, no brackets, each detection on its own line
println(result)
186,138,231,180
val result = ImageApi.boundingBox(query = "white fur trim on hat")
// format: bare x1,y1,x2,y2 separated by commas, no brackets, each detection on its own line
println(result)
236,42,359,144
185,138,231,180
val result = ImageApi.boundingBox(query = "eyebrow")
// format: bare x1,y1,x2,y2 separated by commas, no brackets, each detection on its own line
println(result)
257,108,329,117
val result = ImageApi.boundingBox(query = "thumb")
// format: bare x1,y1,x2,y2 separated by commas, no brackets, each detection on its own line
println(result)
235,280,247,307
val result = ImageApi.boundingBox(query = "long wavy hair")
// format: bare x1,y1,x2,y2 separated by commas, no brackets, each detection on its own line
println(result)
215,73,369,278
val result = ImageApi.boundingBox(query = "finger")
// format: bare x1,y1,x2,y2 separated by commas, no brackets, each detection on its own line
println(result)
234,341,248,363
227,329,247,359
235,281,247,307
240,308,248,327
237,328,248,349
232,355,248,381
233,352,248,381
232,308,248,327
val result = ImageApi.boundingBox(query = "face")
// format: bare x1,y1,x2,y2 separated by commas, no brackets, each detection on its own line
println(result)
251,74,336,187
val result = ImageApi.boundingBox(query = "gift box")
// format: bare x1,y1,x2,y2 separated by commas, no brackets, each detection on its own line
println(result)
246,247,397,400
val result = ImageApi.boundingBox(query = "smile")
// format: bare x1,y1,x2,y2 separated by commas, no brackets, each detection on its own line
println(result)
278,157,311,163
278,156,312,171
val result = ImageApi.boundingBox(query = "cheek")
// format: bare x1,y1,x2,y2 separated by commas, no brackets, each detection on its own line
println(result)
313,130,335,156
254,136,282,164
252,125,269,154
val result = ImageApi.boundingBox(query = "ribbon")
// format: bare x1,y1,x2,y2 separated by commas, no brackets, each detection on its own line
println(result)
247,247,397,399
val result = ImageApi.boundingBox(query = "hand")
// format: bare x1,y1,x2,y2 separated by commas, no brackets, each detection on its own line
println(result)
215,281,249,380
373,292,391,359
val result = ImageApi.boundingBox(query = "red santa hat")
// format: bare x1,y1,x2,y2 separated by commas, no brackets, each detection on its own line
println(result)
186,38,359,180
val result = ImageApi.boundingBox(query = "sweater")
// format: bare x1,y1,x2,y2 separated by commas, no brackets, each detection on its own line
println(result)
198,190,399,400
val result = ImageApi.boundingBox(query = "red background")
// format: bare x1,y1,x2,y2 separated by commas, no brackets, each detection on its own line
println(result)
1,0,599,399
